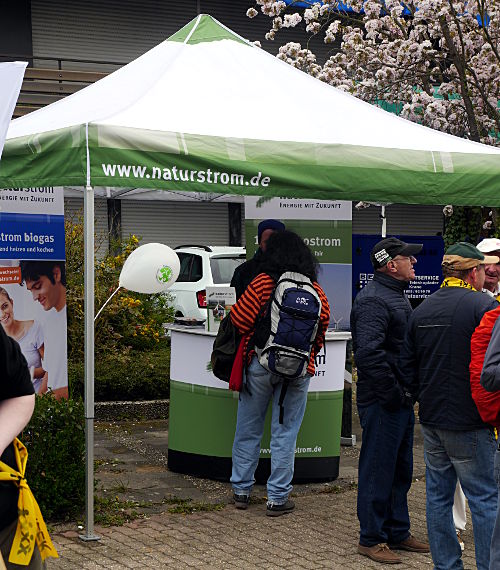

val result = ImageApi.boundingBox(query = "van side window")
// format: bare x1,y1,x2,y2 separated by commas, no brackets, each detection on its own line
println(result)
176,253,202,282
177,253,192,282
190,255,202,281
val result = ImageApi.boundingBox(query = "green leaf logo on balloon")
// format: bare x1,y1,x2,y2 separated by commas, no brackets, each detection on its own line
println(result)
156,265,173,284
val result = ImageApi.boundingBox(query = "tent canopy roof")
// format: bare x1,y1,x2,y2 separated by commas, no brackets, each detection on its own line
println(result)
7,14,498,155
1,14,500,205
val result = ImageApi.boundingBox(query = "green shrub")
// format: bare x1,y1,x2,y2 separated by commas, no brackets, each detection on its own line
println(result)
69,344,171,401
22,396,85,521
65,214,175,364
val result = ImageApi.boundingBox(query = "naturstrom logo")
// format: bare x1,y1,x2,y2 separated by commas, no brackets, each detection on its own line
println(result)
156,265,173,284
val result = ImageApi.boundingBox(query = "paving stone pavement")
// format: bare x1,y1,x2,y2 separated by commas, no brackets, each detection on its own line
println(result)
44,415,479,569
47,479,479,569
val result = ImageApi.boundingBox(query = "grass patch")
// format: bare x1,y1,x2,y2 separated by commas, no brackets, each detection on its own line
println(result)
249,496,267,505
313,481,358,496
163,496,225,515
94,496,153,526
94,457,126,474
107,480,130,494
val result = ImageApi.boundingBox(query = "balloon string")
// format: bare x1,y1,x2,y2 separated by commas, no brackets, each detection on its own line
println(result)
94,286,121,322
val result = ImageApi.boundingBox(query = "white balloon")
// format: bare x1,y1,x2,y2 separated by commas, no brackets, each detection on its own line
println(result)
119,243,180,293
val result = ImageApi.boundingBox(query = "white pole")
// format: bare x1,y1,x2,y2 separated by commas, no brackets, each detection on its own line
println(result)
79,184,100,542
381,205,387,238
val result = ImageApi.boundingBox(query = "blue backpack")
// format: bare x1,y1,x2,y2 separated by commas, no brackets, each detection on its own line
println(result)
253,271,322,422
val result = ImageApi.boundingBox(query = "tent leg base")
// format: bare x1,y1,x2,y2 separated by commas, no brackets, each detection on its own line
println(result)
79,533,101,542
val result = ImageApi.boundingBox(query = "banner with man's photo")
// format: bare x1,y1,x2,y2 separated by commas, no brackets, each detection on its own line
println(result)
0,187,68,398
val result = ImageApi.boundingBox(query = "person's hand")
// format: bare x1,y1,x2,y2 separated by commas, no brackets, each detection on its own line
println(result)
40,373,48,394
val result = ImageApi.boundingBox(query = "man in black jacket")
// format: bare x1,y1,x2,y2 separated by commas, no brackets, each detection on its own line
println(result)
351,237,428,564
401,242,498,570
230,219,285,299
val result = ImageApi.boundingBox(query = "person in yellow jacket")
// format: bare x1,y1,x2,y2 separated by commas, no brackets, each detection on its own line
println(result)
0,326,57,569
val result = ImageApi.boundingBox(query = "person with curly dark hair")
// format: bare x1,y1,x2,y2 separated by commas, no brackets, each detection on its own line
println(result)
229,230,330,516
230,219,285,299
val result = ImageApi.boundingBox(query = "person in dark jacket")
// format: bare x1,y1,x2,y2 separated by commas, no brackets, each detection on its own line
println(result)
400,242,499,570
230,219,285,299
351,237,428,565
479,305,500,569
0,326,45,568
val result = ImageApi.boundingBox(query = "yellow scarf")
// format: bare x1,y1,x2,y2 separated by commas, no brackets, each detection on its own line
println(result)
0,439,58,565
440,277,477,291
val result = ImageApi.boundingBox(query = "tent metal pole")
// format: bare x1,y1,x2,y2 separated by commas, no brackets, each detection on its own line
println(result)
80,184,100,542
381,205,387,238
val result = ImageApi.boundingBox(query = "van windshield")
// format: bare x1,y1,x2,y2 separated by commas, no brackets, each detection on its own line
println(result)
210,255,246,284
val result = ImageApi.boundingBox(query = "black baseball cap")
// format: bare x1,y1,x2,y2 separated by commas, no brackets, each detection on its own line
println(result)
370,237,423,269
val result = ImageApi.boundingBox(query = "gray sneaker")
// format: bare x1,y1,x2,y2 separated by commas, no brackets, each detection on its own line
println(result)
266,499,295,517
233,493,250,510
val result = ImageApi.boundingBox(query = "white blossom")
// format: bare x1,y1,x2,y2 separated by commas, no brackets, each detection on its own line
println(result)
282,13,302,28
443,205,454,217
304,4,320,23
246,0,500,148
246,7,258,18
306,22,321,34
325,20,341,44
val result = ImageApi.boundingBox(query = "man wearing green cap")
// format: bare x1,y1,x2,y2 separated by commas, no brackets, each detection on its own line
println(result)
400,242,499,570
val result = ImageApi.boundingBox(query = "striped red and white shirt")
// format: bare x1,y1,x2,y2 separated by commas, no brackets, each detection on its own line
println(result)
230,273,330,376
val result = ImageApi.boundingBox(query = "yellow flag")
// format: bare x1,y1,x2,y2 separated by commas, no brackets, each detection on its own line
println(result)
0,438,58,565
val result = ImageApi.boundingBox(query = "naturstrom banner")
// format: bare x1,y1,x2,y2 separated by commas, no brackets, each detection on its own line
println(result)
2,125,500,206
0,187,68,398
244,196,352,331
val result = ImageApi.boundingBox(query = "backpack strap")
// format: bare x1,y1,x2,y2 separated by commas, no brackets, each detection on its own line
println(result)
278,381,289,424
247,275,278,354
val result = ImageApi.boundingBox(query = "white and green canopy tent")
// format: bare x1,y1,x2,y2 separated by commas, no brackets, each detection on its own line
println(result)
2,13,500,540
2,14,500,204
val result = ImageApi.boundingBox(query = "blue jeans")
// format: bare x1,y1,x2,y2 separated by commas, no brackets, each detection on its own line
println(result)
357,402,414,546
421,425,497,570
489,448,500,570
231,357,310,504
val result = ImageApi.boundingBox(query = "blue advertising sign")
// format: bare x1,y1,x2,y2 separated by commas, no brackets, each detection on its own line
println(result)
0,187,68,398
352,234,445,306
0,212,65,260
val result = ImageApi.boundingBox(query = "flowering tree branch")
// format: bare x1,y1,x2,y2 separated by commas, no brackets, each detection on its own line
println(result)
246,0,500,241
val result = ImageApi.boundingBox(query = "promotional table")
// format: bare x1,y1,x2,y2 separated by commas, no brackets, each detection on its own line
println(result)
167,325,350,482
